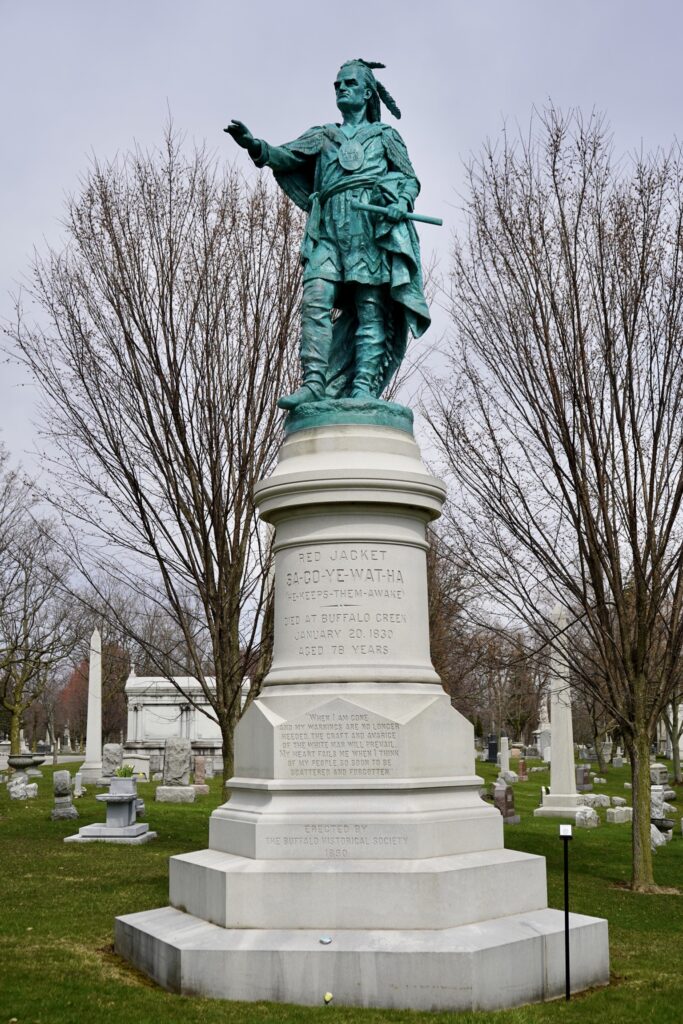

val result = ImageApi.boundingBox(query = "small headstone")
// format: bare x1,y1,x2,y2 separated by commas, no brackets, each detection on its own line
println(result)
624,781,632,790
592,794,611,809
101,743,123,780
149,753,162,776
8,777,27,800
651,785,665,820
575,806,599,828
606,807,629,824
612,756,624,768
663,788,676,801
650,763,669,785
163,738,192,786
517,758,528,781
650,823,667,851
542,746,551,763
51,770,79,821
575,765,593,792
204,760,215,779
73,772,84,798
486,734,498,764
193,756,206,785
611,796,626,807
25,783,38,798
155,785,196,803
492,778,520,825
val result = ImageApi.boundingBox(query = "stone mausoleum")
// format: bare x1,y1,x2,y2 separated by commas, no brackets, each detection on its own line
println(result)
124,672,250,773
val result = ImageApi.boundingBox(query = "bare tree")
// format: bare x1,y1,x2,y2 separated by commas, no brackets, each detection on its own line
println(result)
428,107,683,890
0,509,74,755
9,128,304,779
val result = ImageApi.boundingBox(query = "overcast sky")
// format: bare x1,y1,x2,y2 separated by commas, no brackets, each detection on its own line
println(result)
2,0,683,468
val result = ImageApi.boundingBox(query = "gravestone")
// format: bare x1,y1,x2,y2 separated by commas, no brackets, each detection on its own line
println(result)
193,755,210,795
51,770,79,821
534,608,591,822
8,777,27,799
606,807,629,824
575,765,592,792
148,753,162,776
651,785,665,820
650,763,669,785
155,786,195,803
194,756,206,784
517,758,528,781
73,772,84,798
486,734,498,763
101,743,123,780
493,778,520,824
163,738,191,786
612,755,623,768
65,777,156,844
80,629,103,783
575,806,600,828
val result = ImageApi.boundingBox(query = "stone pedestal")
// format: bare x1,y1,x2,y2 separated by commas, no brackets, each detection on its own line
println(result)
116,421,609,1011
66,778,156,844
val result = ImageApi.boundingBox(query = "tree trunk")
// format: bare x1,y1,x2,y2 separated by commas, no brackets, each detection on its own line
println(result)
670,700,682,784
628,725,656,891
9,710,21,756
221,716,236,794
593,726,606,773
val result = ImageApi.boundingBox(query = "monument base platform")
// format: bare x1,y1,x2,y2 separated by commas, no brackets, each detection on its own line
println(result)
534,794,591,821
115,905,609,1012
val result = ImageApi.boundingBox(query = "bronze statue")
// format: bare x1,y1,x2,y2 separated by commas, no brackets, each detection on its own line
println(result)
226,59,432,411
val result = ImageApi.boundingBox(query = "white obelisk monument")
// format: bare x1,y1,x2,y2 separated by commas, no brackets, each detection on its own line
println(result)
534,607,586,820
80,629,103,784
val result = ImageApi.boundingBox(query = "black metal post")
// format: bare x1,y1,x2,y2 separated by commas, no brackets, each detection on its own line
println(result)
562,834,571,1001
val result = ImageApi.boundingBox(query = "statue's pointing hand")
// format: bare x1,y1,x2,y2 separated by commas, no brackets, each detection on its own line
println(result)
224,120,261,159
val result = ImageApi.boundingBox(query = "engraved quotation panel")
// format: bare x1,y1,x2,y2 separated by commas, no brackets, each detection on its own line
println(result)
276,542,427,667
276,701,401,780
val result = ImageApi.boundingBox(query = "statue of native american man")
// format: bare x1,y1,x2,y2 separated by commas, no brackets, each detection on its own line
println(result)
226,59,431,410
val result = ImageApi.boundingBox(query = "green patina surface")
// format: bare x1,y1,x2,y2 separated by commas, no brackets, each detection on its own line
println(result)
284,397,413,436
226,59,434,413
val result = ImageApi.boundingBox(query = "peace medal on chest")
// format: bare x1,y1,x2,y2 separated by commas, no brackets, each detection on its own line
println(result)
338,139,365,172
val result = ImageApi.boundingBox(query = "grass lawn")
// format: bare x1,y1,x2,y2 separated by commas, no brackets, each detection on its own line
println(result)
0,759,681,1024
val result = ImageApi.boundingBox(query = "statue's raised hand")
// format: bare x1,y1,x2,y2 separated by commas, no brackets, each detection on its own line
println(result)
224,120,257,151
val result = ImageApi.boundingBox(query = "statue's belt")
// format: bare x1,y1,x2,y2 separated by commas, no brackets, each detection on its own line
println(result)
306,175,382,243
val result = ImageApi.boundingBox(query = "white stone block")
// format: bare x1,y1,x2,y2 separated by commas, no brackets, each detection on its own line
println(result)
155,786,196,803
650,824,667,850
575,807,600,828
115,905,609,1012
169,847,548,931
611,796,626,806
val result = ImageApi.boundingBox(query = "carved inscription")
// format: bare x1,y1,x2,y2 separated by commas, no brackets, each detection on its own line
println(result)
263,825,410,859
280,544,411,659
278,707,400,778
